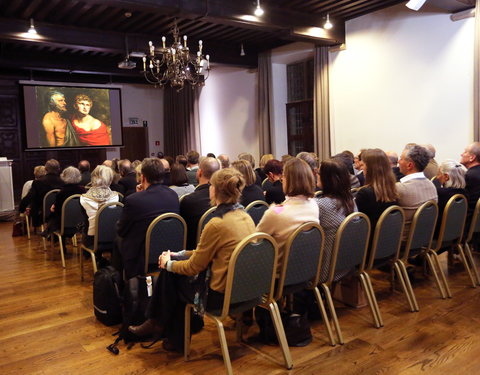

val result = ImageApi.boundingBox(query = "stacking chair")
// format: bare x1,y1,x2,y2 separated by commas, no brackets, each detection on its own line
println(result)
399,201,438,308
144,213,186,274
245,200,269,225
41,189,60,250
196,206,216,244
274,222,335,346
261,178,273,191
320,212,374,345
184,233,292,375
314,190,323,198
52,194,83,268
462,197,480,285
429,194,475,293
364,206,411,326
117,192,124,203
22,211,31,240
179,193,190,204
80,202,124,280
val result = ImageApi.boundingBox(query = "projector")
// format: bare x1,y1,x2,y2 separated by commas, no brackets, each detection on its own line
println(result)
118,57,136,70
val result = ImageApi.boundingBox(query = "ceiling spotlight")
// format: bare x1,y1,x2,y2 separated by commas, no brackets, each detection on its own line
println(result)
28,18,37,34
254,0,264,17
324,14,333,30
240,43,245,56
406,0,427,11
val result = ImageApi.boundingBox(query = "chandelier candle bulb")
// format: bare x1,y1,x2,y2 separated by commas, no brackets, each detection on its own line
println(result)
206,54,210,69
162,36,166,49
142,56,146,71
199,40,203,53
183,35,187,48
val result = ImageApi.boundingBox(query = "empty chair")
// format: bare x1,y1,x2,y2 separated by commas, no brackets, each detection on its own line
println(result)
320,212,375,345
184,233,292,375
80,202,124,280
144,213,186,274
52,194,83,268
41,189,60,250
399,200,438,309
245,200,269,226
196,206,216,244
428,194,475,293
462,197,480,285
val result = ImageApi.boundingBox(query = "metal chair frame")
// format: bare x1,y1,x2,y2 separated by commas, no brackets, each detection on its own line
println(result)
41,189,60,250
462,197,480,286
196,206,216,244
245,200,269,225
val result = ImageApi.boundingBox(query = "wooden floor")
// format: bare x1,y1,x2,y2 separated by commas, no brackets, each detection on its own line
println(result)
1,221,480,375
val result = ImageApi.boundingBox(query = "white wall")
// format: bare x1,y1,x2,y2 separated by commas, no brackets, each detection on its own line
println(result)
107,83,164,159
329,4,474,162
198,65,259,161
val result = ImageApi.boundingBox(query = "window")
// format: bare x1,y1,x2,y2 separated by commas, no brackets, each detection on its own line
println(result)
286,59,313,155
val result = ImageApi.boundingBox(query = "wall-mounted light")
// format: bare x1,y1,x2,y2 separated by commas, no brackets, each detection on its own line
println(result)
323,14,333,30
406,0,427,11
254,0,264,17
28,18,37,35
240,43,245,56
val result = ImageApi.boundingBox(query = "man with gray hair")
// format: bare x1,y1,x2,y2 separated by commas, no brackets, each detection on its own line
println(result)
460,142,480,216
396,144,438,237
218,154,230,169
42,91,79,147
422,144,439,180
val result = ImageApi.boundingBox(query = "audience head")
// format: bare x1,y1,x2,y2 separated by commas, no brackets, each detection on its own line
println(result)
460,142,480,169
209,168,245,206
399,145,430,174
60,166,82,185
141,158,165,185
131,160,141,169
218,154,230,169
423,144,436,159
102,159,113,168
111,158,120,174
206,152,216,158
135,163,142,184
170,163,189,186
160,158,170,172
78,160,90,173
264,159,283,181
33,165,46,179
259,154,274,168
186,150,200,166
91,165,114,187
283,158,315,198
175,155,188,168
361,149,398,202
281,154,293,164
319,159,355,214
437,160,466,189
238,152,256,168
164,156,174,168
332,152,355,175
296,152,318,175
342,150,355,159
386,151,399,167
45,159,61,175
118,159,132,177
198,157,221,182
231,159,256,186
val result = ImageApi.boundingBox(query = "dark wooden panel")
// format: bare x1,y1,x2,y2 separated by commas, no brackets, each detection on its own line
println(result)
120,127,148,162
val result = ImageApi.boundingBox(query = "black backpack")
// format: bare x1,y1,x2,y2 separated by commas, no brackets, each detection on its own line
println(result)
93,266,123,326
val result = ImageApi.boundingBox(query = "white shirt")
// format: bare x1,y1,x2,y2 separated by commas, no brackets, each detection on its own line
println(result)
400,172,426,183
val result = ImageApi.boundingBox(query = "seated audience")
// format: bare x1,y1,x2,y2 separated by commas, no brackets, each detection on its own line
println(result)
128,168,255,352
460,142,480,217
263,159,285,204
332,152,361,188
231,160,265,206
297,151,321,191
78,160,91,187
256,154,274,182
169,163,195,197
115,158,179,278
238,152,262,185
21,165,45,199
355,149,398,231
206,152,216,158
175,155,187,169
422,144,439,180
386,151,404,181
396,144,438,237
117,159,137,197
317,159,357,282
19,159,64,227
131,160,142,169
257,157,319,269
186,150,200,186
180,157,220,249
80,165,119,251
218,154,230,169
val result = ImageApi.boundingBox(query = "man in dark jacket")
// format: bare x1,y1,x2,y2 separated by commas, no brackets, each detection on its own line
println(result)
116,158,179,278
117,159,137,197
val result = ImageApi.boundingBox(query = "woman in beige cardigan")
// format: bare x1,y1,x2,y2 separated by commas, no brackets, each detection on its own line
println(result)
129,168,255,352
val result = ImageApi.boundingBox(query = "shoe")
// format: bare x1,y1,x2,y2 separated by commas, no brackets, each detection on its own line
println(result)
162,339,181,353
128,319,164,338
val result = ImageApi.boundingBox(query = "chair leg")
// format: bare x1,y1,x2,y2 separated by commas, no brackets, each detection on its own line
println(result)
80,246,84,281
456,244,477,288
464,243,480,285
72,234,78,247
91,252,98,275
268,302,293,370
360,272,382,328
57,234,66,268
41,224,47,250
312,287,336,346
211,316,234,375
321,283,344,345
25,215,31,240
425,252,447,299
184,304,192,361
394,261,416,312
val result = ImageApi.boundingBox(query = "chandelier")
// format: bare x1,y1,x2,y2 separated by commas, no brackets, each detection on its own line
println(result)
142,20,210,90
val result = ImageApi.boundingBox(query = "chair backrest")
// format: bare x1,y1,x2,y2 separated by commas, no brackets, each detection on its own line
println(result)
179,193,190,204
466,197,480,242
261,178,273,191
145,213,187,274
367,206,405,270
314,190,323,198
218,233,278,319
196,206,216,244
117,192,124,203
245,200,269,226
403,200,438,259
327,212,371,284
59,194,84,235
275,222,324,300
43,189,60,223
93,202,124,251
434,194,467,249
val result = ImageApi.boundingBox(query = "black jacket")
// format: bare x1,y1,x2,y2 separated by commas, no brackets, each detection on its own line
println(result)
118,171,138,197
180,183,211,250
240,184,266,207
265,180,285,205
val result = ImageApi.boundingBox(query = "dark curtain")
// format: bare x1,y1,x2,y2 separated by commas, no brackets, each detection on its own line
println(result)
257,51,273,155
163,85,201,156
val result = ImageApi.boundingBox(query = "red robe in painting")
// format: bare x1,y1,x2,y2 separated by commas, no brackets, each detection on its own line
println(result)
72,119,111,146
